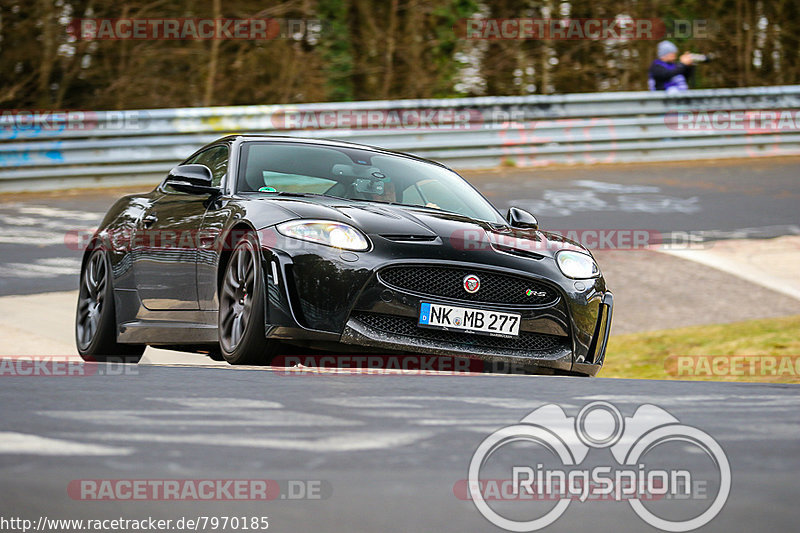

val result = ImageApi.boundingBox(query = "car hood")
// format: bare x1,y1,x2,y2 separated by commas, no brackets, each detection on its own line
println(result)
251,196,587,259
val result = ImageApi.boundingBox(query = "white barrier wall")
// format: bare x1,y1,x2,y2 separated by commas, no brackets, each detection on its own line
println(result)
1,85,799,191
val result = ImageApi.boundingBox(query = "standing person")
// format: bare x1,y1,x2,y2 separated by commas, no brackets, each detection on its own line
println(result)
648,40,695,92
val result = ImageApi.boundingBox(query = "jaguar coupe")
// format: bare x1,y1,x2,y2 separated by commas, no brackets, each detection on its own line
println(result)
75,136,613,375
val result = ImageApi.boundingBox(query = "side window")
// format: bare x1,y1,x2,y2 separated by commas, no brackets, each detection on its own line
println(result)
186,145,229,187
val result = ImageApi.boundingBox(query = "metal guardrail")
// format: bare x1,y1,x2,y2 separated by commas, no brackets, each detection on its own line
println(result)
1,85,799,191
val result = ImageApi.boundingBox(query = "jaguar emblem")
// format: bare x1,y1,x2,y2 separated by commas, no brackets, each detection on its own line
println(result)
463,274,481,293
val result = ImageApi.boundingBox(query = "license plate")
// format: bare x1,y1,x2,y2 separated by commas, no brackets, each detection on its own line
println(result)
418,302,520,337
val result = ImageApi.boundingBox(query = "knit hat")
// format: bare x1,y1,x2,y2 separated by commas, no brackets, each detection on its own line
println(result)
657,40,678,58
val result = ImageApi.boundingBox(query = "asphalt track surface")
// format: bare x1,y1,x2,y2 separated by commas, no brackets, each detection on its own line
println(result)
1,366,798,532
468,157,800,239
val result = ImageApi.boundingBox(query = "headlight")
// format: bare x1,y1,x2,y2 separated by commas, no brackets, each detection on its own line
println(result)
556,250,599,279
276,220,370,251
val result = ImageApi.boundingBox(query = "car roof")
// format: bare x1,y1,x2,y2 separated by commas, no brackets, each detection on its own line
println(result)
208,134,449,169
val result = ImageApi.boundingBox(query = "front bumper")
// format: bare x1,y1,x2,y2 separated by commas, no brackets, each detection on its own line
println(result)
258,232,613,376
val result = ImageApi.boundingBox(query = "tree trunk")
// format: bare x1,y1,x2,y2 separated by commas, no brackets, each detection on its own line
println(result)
36,0,57,107
381,0,399,98
203,0,222,106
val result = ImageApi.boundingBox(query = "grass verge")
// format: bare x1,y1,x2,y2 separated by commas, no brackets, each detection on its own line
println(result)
601,314,800,383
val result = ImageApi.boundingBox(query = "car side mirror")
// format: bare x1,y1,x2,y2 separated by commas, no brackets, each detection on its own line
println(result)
164,164,220,195
507,207,538,230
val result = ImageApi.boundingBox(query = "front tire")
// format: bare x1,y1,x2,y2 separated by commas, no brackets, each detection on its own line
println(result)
219,233,278,365
75,250,144,363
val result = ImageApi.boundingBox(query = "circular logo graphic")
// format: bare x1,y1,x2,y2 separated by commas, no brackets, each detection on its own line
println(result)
463,274,481,293
575,401,624,448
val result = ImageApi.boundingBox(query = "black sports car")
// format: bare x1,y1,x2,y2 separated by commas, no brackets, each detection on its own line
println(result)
75,136,613,375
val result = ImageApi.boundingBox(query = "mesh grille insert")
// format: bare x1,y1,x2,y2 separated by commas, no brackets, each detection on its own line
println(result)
378,265,558,306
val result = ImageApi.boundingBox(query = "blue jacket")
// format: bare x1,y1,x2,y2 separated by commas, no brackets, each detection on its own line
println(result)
648,59,695,92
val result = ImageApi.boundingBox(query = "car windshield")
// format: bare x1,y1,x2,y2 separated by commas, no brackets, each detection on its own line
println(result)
237,141,505,224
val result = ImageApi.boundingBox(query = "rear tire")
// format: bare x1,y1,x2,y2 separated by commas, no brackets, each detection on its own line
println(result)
75,250,144,363
219,233,278,365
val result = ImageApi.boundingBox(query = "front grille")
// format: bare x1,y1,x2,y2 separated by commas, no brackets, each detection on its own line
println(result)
353,312,568,354
378,265,559,306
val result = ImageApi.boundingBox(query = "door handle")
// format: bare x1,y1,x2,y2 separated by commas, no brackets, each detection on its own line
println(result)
142,214,158,228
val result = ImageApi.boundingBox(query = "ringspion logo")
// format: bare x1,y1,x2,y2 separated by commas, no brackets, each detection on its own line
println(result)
463,402,730,531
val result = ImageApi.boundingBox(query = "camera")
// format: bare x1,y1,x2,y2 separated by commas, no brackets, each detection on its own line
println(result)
687,53,711,63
